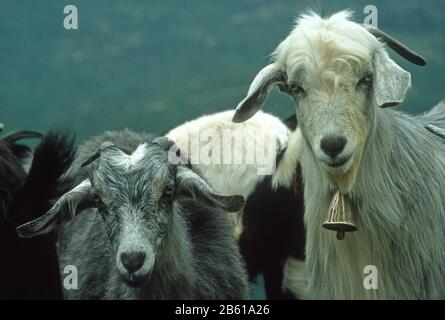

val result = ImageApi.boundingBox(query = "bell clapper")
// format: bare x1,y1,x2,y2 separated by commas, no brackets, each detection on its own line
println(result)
336,231,345,240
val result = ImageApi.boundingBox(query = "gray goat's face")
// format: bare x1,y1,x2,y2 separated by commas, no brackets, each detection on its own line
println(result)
15,137,245,288
89,143,175,286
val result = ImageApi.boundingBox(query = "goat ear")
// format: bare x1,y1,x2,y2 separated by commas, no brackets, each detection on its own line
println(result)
233,64,287,123
373,49,411,108
175,166,245,212
16,179,95,238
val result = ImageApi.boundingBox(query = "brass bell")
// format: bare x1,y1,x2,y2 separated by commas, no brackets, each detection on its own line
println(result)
322,191,357,240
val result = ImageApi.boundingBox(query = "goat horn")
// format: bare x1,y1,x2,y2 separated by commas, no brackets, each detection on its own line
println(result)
153,136,176,151
81,141,115,167
2,130,43,143
365,25,426,66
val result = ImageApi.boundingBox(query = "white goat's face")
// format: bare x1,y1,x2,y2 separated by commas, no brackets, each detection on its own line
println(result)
288,53,374,190
232,11,424,192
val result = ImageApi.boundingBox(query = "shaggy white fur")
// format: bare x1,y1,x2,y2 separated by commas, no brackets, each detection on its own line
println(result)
166,110,298,237
234,10,444,299
167,111,291,191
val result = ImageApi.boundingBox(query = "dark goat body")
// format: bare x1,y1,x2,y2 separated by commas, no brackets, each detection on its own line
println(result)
238,113,305,300
240,165,304,299
0,129,76,299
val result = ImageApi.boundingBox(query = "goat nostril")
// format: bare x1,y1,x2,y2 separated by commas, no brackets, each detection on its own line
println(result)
320,135,347,158
121,251,146,273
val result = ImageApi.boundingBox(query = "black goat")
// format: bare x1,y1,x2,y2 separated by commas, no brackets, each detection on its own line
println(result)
0,127,76,299
239,114,305,299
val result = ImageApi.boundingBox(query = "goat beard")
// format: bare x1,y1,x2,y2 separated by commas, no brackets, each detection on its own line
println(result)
324,148,363,194
323,191,357,240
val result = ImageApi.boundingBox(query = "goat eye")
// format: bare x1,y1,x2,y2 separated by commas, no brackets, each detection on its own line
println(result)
289,82,305,96
357,74,373,88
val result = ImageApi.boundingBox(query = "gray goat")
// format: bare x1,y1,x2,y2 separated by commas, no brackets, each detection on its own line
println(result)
17,130,249,299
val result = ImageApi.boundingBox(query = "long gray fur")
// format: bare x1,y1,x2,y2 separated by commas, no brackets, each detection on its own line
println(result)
302,101,445,299
57,129,249,299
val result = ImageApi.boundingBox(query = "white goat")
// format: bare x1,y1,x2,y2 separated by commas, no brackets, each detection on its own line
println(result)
233,10,445,299
166,110,299,235
166,110,306,299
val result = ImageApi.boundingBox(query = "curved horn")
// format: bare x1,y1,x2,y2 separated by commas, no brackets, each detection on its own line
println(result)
365,25,426,66
16,179,95,238
153,136,190,166
152,136,175,151
233,64,287,123
2,130,43,143
81,141,115,167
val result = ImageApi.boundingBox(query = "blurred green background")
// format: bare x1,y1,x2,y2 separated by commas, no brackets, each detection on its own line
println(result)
1,0,443,140
1,0,444,298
